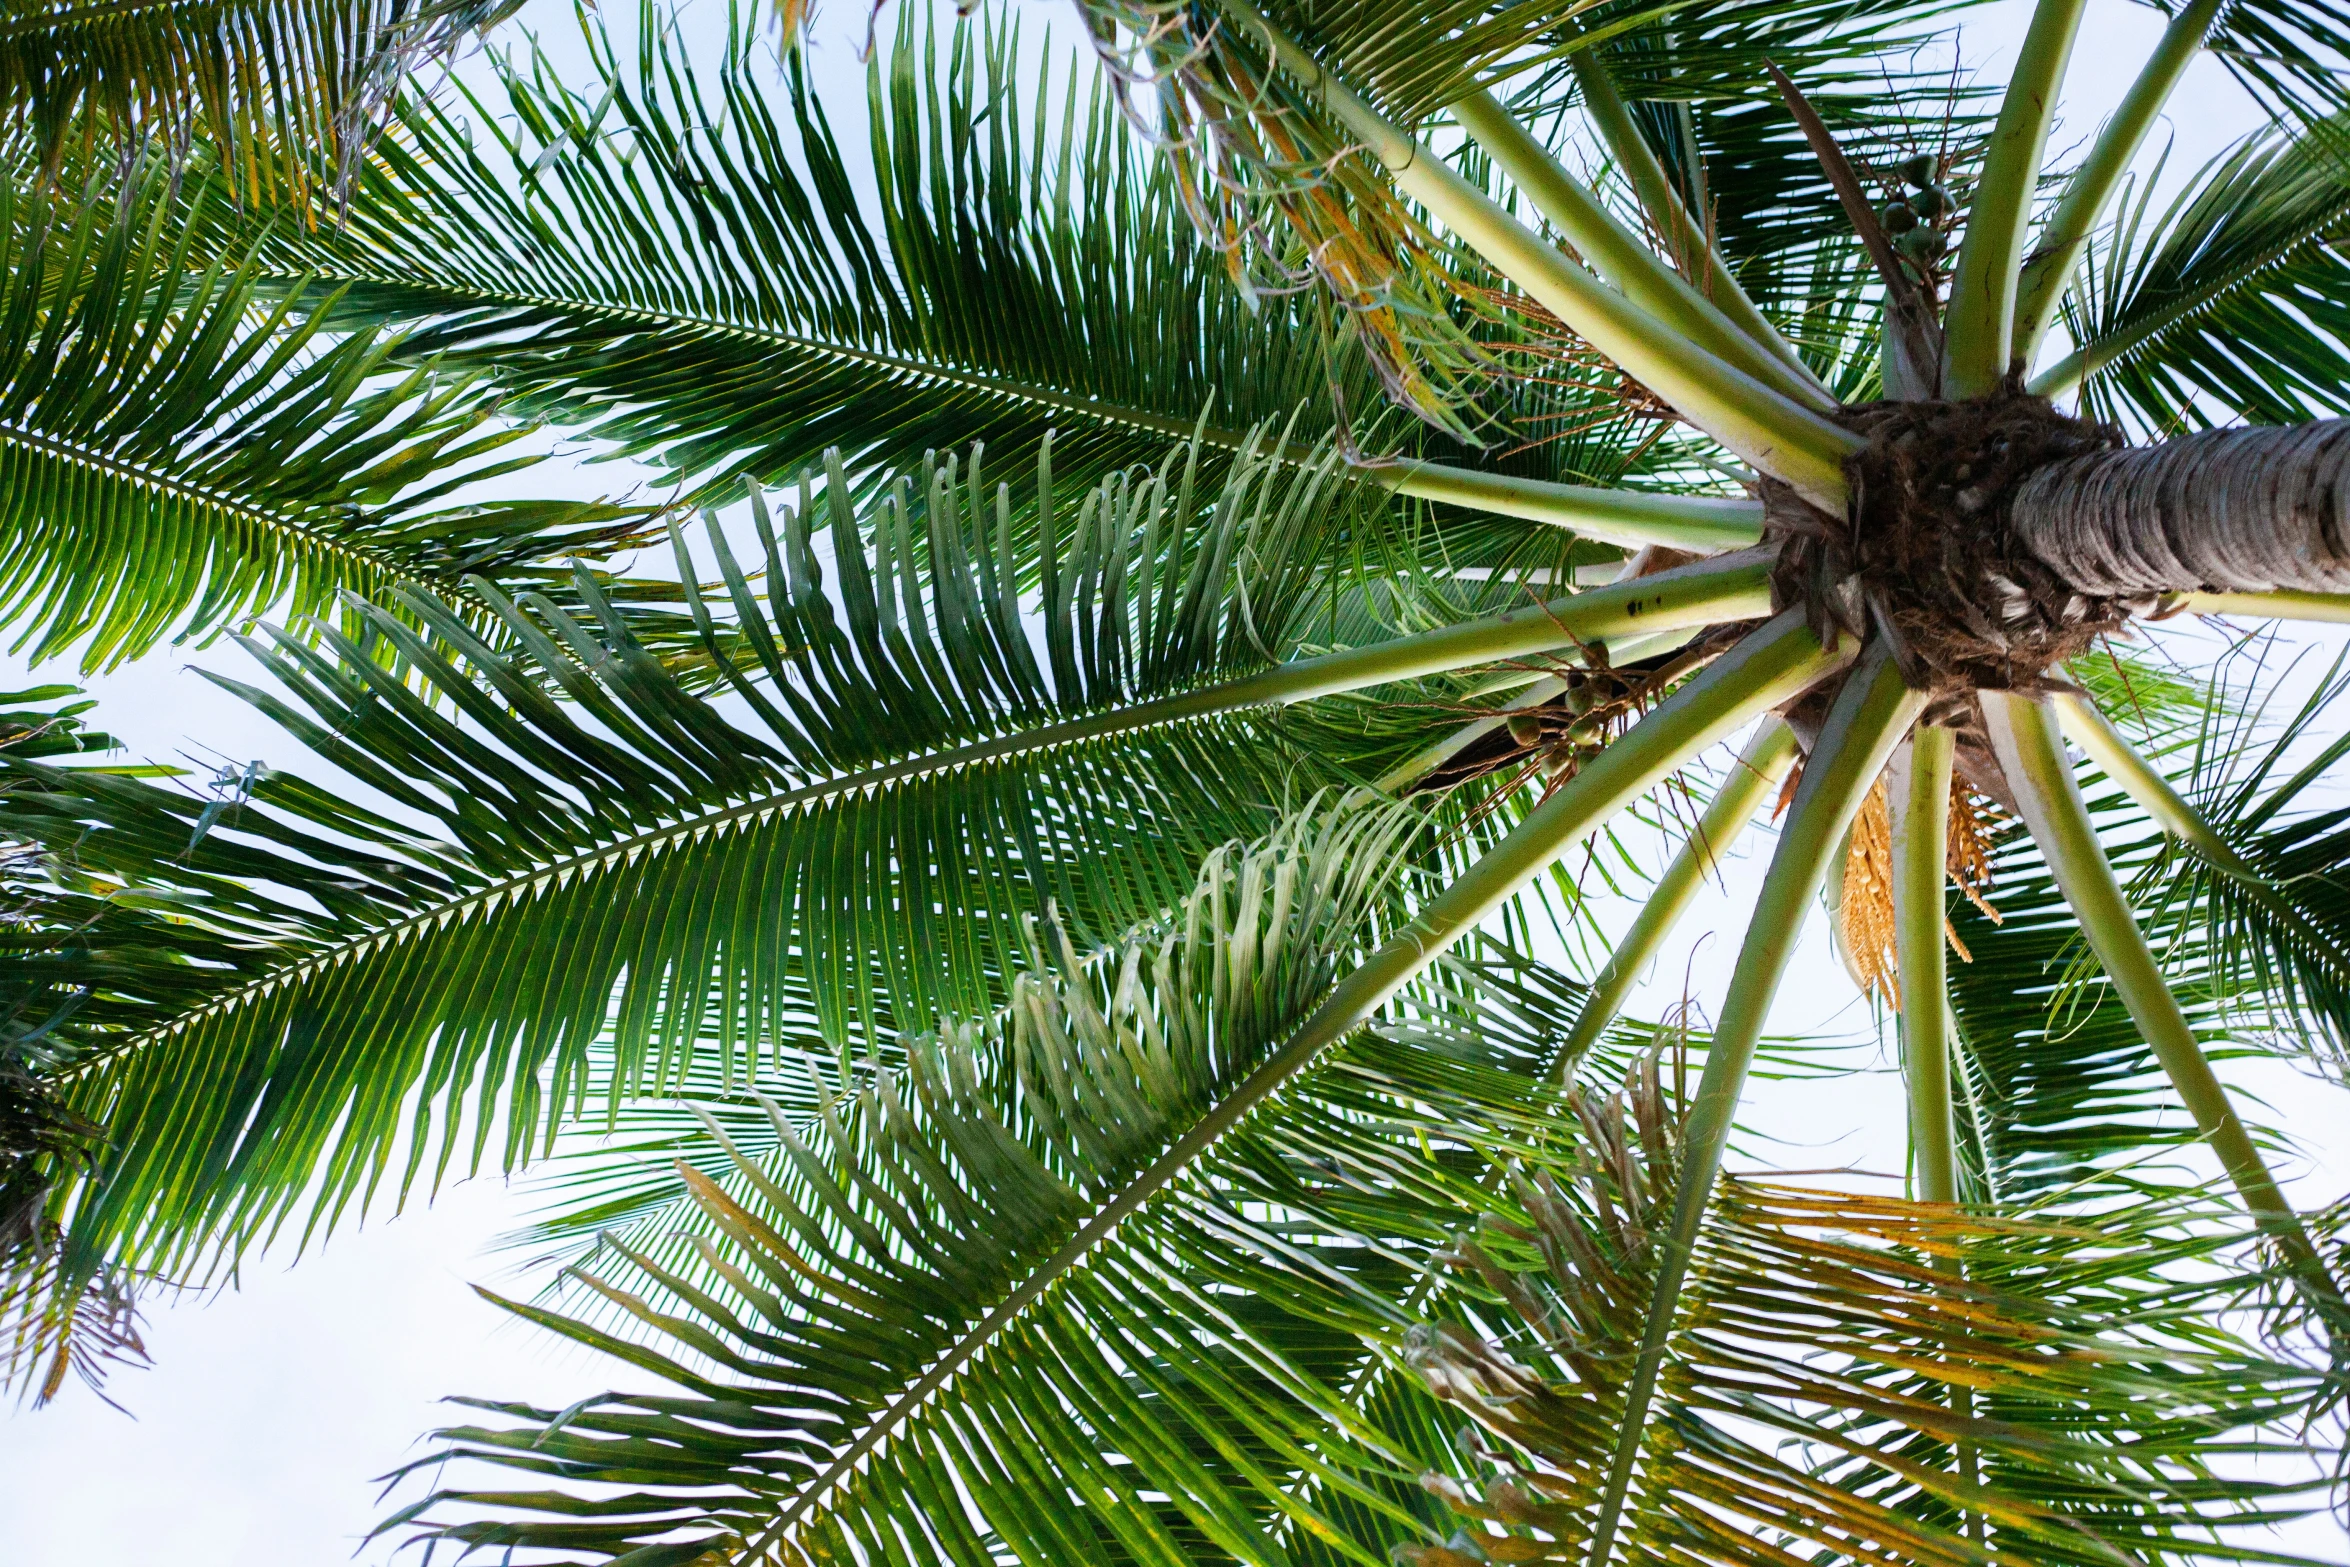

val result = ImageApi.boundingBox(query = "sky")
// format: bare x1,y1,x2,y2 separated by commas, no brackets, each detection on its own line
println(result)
4,1,2348,1563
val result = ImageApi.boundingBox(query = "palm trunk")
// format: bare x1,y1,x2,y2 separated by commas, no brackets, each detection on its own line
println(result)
2012,420,2350,595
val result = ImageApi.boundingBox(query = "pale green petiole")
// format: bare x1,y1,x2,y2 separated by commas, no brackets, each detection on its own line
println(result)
1585,642,1926,1567
1551,719,1799,1075
2051,691,2240,864
1213,0,1862,512
1944,0,2090,399
1450,90,1834,414
2054,689,2350,1039
1562,47,1816,388
1888,725,1960,1204
2012,0,2227,366
1982,691,2341,1313
1375,459,1764,551
1887,724,1978,1531
742,609,1854,1559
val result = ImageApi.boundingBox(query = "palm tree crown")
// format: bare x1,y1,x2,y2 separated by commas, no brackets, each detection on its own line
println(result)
4,0,2349,1562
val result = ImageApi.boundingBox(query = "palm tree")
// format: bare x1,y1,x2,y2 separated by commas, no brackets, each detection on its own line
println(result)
5,0,2350,1561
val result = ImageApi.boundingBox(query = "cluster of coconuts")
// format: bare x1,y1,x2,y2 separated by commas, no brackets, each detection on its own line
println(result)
1881,151,1953,272
1503,670,1618,780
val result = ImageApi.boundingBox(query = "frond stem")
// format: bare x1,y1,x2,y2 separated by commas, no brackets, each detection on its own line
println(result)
1944,0,2089,399
1888,725,1979,1534
1560,47,1816,388
1889,725,1958,1203
2011,0,2226,366
2165,588,2350,625
2051,691,2242,866
1378,459,1763,550
1450,90,1834,412
1982,690,2344,1322
1585,642,1924,1566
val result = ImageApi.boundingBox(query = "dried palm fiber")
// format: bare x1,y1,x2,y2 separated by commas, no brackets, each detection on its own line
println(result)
1764,378,2134,693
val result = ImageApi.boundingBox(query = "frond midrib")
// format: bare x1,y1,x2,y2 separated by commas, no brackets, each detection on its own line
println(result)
2056,197,2350,385
70,690,1272,1078
256,261,1269,455
0,416,431,592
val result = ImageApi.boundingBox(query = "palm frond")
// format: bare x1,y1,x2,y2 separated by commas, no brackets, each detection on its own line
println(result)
1942,701,2308,1201
384,944,2344,1567
0,168,653,672
216,4,1409,505
2044,112,2350,428
373,804,1646,1567
0,0,519,209
2122,648,2350,1085
12,430,1512,1347
0,683,168,1405
2193,0,2350,121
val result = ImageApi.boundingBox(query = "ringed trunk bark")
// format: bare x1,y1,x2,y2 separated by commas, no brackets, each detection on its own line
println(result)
2012,419,2350,596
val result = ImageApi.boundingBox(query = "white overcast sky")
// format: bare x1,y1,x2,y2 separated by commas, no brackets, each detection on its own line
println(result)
4,2,2347,1562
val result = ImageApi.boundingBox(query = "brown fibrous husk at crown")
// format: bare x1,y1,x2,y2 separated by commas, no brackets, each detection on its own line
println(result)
1762,377,2150,697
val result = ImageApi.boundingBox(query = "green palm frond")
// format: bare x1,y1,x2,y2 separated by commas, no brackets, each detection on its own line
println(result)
1062,0,1993,454
1937,685,2344,1201
382,931,2343,1567
1945,801,2218,1200
211,4,1392,507
0,683,178,1405
495,934,1620,1304
371,806,1609,1567
0,0,520,208
1939,643,2350,1208
2192,0,2350,119
12,429,1573,1351
2121,651,2350,1084
0,167,653,672
2041,113,2350,428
